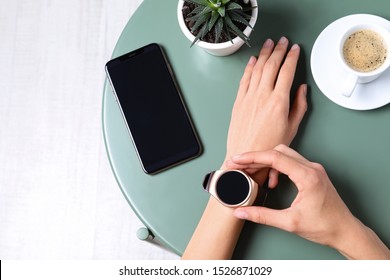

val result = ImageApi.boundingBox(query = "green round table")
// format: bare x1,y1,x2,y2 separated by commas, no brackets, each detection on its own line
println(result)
102,0,390,259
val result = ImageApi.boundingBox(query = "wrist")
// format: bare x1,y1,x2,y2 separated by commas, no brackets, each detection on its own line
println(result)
331,216,390,259
182,196,244,260
329,215,361,257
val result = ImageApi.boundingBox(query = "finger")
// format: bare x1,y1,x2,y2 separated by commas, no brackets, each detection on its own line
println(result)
226,158,268,170
258,36,289,91
288,84,308,138
226,155,269,170
274,44,300,94
268,168,279,189
273,144,309,162
247,38,275,93
236,56,257,100
225,158,246,169
246,168,270,185
234,206,291,231
231,149,309,188
225,160,270,181
243,167,260,175
230,145,308,167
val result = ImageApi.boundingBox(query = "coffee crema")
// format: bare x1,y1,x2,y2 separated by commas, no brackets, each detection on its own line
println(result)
343,29,387,72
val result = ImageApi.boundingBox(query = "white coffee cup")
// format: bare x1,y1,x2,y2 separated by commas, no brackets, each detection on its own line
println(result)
338,23,390,97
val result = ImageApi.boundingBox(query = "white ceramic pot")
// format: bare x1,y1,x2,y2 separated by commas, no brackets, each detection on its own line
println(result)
177,0,258,56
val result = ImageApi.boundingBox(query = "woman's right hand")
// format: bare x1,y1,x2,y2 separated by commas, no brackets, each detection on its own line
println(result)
227,145,390,259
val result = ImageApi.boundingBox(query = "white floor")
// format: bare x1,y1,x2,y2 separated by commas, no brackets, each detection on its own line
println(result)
0,0,178,260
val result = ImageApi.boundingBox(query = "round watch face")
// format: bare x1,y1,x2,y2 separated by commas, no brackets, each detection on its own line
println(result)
215,171,250,205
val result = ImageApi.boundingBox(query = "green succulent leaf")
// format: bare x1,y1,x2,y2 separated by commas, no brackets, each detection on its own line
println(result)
214,16,224,43
233,9,252,20
226,2,242,11
243,5,257,12
200,21,210,39
185,0,209,7
230,10,253,29
191,12,211,32
221,0,231,4
208,0,222,8
200,6,213,15
208,10,220,31
223,22,233,44
224,13,250,46
217,6,225,17
191,22,208,47
186,13,201,22
189,5,206,16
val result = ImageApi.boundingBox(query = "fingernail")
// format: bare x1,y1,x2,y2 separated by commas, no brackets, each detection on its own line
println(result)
268,176,274,188
263,38,274,48
302,84,307,96
291,43,300,51
234,210,248,220
278,36,288,44
231,154,242,161
247,56,256,65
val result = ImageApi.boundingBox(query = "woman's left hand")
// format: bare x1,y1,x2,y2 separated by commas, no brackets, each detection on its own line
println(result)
224,37,307,169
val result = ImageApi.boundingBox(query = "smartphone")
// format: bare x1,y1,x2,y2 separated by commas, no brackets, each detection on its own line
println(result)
105,43,201,174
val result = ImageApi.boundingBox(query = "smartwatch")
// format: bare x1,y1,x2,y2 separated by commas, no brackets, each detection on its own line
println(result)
202,170,258,208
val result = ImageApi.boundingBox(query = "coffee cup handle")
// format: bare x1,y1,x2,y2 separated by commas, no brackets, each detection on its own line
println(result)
340,73,358,97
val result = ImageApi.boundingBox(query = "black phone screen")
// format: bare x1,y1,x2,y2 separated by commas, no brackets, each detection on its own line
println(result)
105,43,201,174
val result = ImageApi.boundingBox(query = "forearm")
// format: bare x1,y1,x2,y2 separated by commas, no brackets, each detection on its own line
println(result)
334,217,390,260
181,197,244,260
182,163,268,260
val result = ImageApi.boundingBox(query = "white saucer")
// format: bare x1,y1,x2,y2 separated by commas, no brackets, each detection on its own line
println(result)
311,14,390,110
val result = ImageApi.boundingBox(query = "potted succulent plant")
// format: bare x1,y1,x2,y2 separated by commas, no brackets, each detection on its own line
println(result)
177,0,258,56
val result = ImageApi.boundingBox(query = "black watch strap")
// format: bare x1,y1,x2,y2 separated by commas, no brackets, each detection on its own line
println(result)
202,171,214,191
